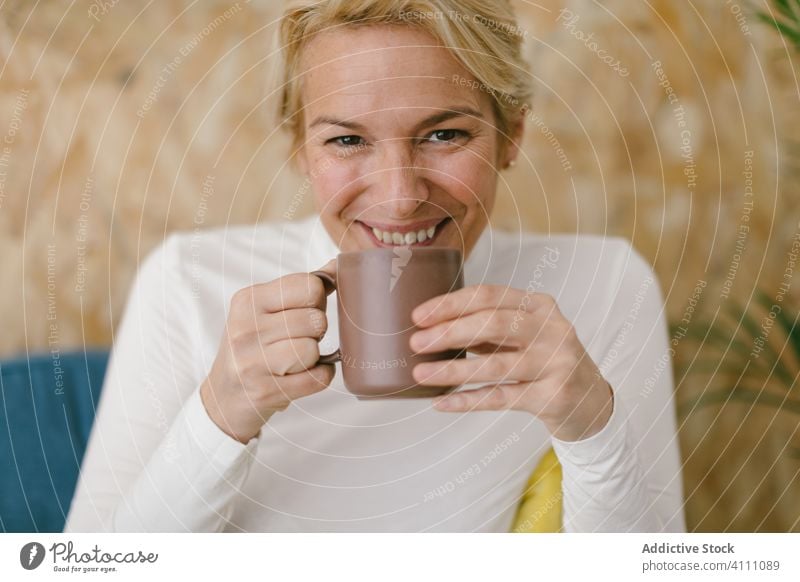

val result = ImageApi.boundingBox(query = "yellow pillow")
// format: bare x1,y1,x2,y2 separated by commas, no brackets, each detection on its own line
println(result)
510,448,563,533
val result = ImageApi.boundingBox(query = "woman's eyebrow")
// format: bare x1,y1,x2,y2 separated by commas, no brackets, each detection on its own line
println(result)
413,107,484,132
308,107,484,133
309,117,366,131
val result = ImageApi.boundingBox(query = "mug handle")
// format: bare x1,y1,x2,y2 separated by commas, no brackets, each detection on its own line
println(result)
310,269,341,365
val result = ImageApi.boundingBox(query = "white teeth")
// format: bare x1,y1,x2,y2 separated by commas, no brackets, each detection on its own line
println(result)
370,221,442,245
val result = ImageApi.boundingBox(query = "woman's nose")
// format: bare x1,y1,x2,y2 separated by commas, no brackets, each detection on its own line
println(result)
375,141,430,218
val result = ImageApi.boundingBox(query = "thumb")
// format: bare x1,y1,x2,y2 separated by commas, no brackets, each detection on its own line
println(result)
311,259,337,296
316,258,337,278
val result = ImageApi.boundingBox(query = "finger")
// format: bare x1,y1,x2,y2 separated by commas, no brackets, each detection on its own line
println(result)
432,383,524,413
412,352,532,386
270,363,336,402
310,258,338,297
230,273,328,320
239,364,336,414
412,286,558,327
410,309,525,353
261,337,321,376
255,308,328,344
314,258,337,280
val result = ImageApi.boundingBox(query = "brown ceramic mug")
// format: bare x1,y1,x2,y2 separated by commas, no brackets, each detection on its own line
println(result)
311,246,466,399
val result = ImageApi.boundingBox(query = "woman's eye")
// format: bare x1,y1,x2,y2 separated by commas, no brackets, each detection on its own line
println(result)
327,135,364,147
426,129,469,143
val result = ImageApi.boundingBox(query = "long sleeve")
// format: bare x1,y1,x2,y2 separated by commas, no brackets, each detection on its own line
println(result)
552,242,686,532
64,234,260,532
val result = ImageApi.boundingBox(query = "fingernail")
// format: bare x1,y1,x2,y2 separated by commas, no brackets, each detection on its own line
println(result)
433,398,450,410
436,395,461,410
412,363,427,382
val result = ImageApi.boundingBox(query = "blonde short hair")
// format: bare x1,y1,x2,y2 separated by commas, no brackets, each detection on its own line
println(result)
278,0,532,154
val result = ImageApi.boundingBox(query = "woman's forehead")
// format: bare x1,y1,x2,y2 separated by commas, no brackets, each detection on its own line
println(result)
301,24,453,72
300,26,488,121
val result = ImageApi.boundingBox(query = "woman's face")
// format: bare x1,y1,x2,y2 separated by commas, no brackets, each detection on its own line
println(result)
296,24,519,257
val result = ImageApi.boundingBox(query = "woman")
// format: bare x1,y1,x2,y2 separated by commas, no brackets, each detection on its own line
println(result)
66,0,684,532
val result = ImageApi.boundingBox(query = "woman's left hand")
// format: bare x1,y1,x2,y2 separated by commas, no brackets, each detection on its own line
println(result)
410,285,614,442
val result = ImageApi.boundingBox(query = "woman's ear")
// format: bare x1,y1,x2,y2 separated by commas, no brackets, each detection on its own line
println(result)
500,110,525,169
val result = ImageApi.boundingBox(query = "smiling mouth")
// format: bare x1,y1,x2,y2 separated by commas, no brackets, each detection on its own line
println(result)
358,217,451,247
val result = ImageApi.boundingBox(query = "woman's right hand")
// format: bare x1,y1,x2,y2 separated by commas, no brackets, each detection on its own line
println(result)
199,266,336,444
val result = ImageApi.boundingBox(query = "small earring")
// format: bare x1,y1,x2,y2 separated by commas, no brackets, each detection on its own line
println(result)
507,159,517,168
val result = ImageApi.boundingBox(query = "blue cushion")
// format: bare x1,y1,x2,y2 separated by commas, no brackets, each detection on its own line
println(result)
0,349,109,532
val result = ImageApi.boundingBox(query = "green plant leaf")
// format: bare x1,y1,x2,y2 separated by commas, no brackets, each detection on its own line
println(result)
757,12,800,48
678,383,800,418
698,324,758,360
771,0,800,21
677,300,760,358
679,362,746,376
725,296,796,384
752,290,799,386
772,300,800,361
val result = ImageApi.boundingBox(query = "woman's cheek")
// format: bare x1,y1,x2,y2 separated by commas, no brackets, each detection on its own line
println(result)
311,158,362,208
434,156,496,207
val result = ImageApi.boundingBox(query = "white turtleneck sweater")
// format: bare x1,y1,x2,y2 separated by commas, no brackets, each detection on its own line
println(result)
65,215,685,532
